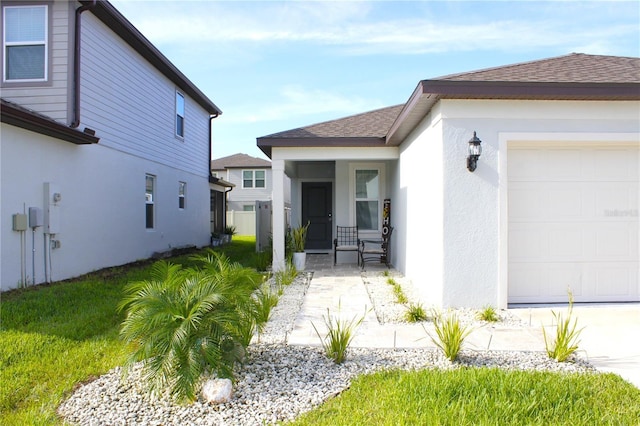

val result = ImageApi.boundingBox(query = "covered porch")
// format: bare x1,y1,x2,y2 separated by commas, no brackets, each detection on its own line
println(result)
267,150,398,270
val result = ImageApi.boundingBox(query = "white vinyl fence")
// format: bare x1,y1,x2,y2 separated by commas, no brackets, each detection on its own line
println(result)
226,211,256,236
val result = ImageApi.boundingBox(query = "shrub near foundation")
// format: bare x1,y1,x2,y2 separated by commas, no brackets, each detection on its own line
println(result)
429,312,472,362
313,307,366,364
118,252,260,403
543,291,584,362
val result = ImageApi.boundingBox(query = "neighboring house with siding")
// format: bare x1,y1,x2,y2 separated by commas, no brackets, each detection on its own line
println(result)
211,153,273,212
0,0,222,291
259,53,640,308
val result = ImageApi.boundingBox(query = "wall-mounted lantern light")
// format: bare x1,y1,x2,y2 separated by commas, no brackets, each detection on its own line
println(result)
467,131,482,172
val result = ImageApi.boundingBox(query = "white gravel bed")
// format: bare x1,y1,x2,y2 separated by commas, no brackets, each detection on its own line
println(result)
361,270,527,327
58,272,596,426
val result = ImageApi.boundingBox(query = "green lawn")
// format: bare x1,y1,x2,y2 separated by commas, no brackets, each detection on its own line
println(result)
0,238,256,425
290,368,640,426
2,236,639,425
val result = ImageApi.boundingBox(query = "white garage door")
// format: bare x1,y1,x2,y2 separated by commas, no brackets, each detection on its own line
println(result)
508,144,639,304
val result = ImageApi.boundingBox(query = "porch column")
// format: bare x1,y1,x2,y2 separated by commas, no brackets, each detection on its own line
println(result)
271,158,286,271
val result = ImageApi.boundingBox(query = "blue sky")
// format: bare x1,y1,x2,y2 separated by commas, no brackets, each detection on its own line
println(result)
109,1,640,160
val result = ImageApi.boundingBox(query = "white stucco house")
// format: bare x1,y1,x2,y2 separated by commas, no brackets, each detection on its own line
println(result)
1,0,222,291
258,53,640,308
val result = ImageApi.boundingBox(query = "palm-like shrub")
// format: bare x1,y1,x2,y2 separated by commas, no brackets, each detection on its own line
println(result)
118,252,260,403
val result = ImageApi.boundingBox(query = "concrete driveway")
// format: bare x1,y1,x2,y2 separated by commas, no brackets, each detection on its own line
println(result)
509,304,640,389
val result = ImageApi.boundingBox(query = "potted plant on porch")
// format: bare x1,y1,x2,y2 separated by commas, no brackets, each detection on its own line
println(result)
290,221,310,271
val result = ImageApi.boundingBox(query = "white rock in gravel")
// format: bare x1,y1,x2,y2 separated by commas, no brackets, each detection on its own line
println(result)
202,378,233,404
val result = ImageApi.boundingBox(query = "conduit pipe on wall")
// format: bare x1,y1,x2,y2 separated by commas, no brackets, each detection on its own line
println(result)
70,0,96,128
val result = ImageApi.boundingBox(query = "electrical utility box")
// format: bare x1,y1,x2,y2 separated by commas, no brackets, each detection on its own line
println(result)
29,207,43,228
44,182,61,234
12,213,28,231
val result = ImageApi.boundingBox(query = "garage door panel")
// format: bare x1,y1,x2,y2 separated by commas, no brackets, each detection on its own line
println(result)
595,267,636,298
595,224,635,258
508,144,639,304
549,228,585,258
508,266,544,299
595,149,639,180
596,184,638,215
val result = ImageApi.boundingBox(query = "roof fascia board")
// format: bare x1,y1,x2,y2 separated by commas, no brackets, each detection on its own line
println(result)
209,176,235,188
1,101,100,145
421,79,640,99
83,1,222,115
257,136,387,159
386,79,640,145
257,136,384,147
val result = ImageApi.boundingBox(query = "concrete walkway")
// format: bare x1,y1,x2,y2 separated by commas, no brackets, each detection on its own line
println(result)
288,254,640,388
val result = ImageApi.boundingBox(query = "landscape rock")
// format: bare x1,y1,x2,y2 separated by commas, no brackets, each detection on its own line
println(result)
202,378,233,404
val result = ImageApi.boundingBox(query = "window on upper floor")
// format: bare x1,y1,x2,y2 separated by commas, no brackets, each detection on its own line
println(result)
176,91,185,138
145,174,155,229
243,170,265,188
178,181,186,209
243,205,255,212
2,4,48,82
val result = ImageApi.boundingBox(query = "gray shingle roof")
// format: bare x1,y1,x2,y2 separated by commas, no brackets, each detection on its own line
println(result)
211,153,271,170
439,53,640,84
261,105,404,139
258,53,639,156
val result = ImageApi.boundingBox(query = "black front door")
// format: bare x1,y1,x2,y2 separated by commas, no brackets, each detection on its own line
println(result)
301,182,332,250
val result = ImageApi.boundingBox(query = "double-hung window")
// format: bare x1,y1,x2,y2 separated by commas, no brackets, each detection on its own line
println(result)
175,91,185,138
145,174,155,229
3,4,48,82
242,170,265,188
355,169,379,231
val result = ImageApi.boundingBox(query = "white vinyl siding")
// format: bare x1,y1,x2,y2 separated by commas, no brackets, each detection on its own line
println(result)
79,13,210,177
225,168,272,211
0,1,70,123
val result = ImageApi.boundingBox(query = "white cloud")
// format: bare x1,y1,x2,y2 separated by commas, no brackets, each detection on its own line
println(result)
222,85,385,124
110,1,637,56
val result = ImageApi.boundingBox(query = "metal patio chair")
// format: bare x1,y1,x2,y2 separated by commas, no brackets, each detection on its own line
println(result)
333,226,360,265
360,226,394,270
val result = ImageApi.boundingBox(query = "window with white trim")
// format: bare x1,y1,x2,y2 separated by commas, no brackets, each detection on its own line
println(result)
243,205,255,212
242,170,265,188
3,4,48,82
178,181,186,209
175,91,185,138
145,174,155,229
355,169,379,231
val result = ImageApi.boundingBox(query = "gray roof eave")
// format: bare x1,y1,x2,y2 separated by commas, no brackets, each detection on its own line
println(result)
1,99,100,145
386,80,640,146
257,136,386,158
